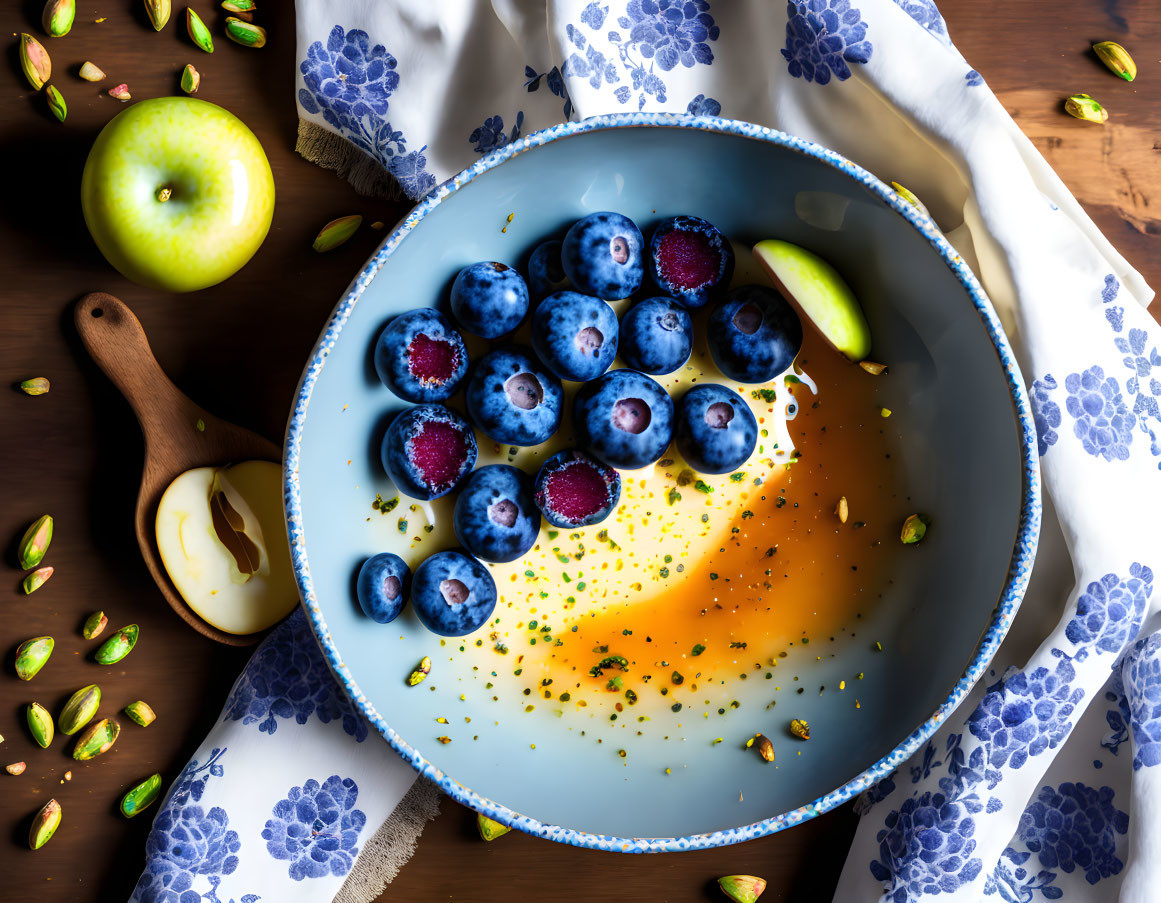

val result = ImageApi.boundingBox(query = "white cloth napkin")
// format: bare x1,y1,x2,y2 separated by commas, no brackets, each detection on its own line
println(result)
132,2,1161,901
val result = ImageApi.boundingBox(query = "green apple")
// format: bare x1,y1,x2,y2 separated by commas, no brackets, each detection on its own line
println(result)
753,239,872,361
155,460,297,634
81,97,275,293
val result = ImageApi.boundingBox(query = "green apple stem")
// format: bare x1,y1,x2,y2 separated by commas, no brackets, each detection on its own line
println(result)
156,186,172,202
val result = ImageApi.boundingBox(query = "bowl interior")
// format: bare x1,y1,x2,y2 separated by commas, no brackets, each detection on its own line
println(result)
291,121,1031,843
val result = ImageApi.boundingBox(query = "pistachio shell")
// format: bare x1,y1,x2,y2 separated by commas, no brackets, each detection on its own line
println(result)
1093,41,1136,81
82,610,108,639
18,514,53,569
42,0,76,37
1064,93,1108,124
180,63,200,94
124,701,156,727
718,874,767,903
27,702,54,748
46,85,66,122
313,215,362,252
79,61,105,81
15,636,54,680
477,813,511,841
120,773,162,818
145,0,171,30
72,718,119,760
29,799,61,850
19,34,52,90
94,624,138,664
23,566,53,594
58,684,101,735
186,8,214,53
225,17,266,47
20,377,51,395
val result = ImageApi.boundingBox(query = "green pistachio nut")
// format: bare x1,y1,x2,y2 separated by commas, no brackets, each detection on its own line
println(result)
29,798,61,850
15,636,54,680
46,85,66,122
20,377,51,395
42,0,76,37
58,685,101,736
19,34,52,90
180,63,200,94
313,215,363,253
477,813,511,841
1064,93,1108,124
27,702,54,748
120,773,163,818
145,0,171,30
221,0,256,12
18,514,53,569
72,718,120,760
124,700,157,727
900,513,930,545
82,610,108,640
186,8,213,52
225,17,266,47
78,61,105,81
23,566,53,594
94,624,139,664
718,875,768,903
1093,41,1136,81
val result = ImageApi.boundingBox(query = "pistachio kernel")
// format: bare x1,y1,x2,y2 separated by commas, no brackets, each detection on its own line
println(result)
20,377,51,395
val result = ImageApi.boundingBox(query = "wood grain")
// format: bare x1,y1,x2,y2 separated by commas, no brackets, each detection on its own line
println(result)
0,1,1158,901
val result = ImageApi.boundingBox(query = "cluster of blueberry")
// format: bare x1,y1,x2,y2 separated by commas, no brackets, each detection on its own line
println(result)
358,211,803,637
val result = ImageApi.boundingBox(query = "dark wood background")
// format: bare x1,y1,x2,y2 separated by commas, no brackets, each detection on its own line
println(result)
1,2,1158,900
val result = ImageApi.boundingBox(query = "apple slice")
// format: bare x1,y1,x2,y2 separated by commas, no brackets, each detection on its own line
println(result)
752,240,872,362
155,460,298,635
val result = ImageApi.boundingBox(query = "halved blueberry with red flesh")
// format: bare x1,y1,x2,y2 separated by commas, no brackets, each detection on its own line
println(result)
574,369,674,470
707,284,803,383
618,296,694,375
533,450,621,529
411,549,497,637
381,404,478,500
464,347,563,446
356,553,411,624
674,384,758,474
528,240,570,304
649,216,734,309
374,309,468,403
450,261,530,339
453,465,541,563
530,291,619,382
562,212,645,300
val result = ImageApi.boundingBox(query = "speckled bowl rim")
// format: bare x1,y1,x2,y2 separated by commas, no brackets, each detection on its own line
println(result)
284,112,1042,853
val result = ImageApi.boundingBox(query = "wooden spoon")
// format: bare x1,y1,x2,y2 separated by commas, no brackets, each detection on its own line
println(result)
75,292,281,646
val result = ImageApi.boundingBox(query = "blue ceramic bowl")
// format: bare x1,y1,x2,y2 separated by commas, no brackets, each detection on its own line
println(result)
285,114,1040,851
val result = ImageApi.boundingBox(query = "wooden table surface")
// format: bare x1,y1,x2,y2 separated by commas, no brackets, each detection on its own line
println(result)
1,2,1158,900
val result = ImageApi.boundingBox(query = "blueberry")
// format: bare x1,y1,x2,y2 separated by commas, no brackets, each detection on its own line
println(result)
356,553,411,624
561,212,644,300
464,347,563,446
648,215,735,309
381,404,478,500
533,450,621,528
373,309,468,403
453,465,541,563
450,261,529,338
527,240,570,303
411,549,497,637
707,284,802,383
531,291,618,382
618,297,694,375
574,369,674,470
674,384,758,474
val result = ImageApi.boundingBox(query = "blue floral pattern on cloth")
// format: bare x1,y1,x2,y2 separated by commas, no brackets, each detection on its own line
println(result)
263,776,367,880
469,112,525,154
1114,325,1161,464
968,654,1084,783
1122,633,1161,770
965,68,984,86
1064,365,1135,462
891,0,949,42
221,608,368,742
1030,375,1061,457
686,93,721,115
984,846,1063,901
298,25,435,199
132,748,260,903
854,771,897,815
566,1,720,110
524,65,573,119
1018,783,1128,885
781,0,873,85
1102,683,1132,758
1063,563,1153,659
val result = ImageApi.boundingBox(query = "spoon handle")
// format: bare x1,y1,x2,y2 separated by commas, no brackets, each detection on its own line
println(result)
74,292,201,448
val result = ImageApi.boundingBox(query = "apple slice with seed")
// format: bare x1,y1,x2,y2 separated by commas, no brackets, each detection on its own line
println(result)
752,239,872,362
